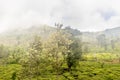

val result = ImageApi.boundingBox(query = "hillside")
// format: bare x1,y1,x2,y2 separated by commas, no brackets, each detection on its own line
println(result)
0,25,56,46
0,25,120,80
0,25,120,48
81,27,120,42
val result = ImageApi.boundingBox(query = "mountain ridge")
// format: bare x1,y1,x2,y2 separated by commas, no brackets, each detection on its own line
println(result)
0,25,120,46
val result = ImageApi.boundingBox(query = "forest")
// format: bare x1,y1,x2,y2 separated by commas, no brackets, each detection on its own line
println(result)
0,24,120,80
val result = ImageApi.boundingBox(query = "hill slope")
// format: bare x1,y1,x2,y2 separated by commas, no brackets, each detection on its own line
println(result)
0,25,120,47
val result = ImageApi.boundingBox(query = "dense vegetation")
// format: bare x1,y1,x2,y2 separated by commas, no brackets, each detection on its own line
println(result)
0,25,120,80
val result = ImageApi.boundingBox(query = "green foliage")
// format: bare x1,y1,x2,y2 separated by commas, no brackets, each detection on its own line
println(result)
47,31,71,67
1,26,120,80
0,64,21,80
6,47,26,64
20,35,45,79
63,26,81,36
66,38,82,70
0,45,9,59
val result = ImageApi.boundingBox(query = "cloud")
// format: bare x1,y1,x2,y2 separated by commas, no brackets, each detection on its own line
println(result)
0,0,120,32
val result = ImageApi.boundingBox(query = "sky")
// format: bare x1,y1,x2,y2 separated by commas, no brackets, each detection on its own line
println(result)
0,0,120,32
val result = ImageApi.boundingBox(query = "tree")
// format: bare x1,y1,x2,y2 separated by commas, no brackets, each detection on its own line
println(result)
45,30,72,72
97,34,107,51
7,47,25,64
43,27,74,79
64,26,81,36
111,40,115,50
20,35,43,80
0,44,9,59
66,38,82,70
19,26,82,79
45,26,82,72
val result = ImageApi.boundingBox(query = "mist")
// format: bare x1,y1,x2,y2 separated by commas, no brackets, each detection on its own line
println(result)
0,0,120,32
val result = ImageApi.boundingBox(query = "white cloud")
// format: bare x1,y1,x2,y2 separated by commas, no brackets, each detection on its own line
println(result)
0,0,120,32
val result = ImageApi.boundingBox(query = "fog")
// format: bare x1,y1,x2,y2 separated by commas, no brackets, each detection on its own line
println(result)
0,0,120,32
